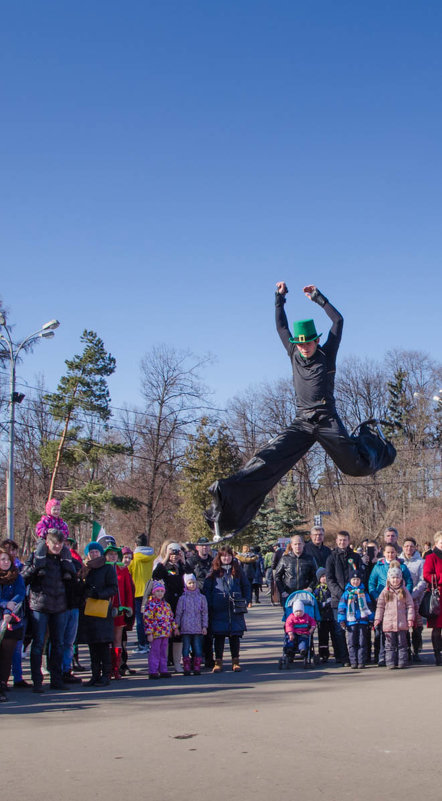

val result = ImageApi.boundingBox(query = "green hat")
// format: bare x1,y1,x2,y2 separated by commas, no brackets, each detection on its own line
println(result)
289,318,322,344
104,543,123,560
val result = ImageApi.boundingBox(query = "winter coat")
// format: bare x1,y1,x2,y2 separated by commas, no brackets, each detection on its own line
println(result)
423,548,442,628
128,547,155,597
111,564,135,627
35,514,69,540
285,612,316,637
304,541,332,570
368,559,413,602
275,552,317,596
325,548,364,608
237,553,261,584
184,553,213,590
313,582,333,621
374,586,415,632
203,565,251,637
143,598,177,639
401,551,426,601
152,560,185,613
175,588,208,634
22,551,76,614
0,574,26,635
337,582,374,626
78,560,118,644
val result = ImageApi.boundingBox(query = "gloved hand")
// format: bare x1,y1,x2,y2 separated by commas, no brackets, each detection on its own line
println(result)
88,589,99,599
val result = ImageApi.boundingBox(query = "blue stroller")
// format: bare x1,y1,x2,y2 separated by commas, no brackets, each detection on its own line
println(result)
278,589,321,670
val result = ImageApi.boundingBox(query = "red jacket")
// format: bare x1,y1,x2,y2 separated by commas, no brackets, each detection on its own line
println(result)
112,565,135,627
423,550,442,628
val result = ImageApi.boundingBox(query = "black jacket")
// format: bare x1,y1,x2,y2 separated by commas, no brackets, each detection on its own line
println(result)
78,561,118,644
23,551,76,614
274,552,316,595
304,541,332,570
275,292,343,414
152,561,185,613
185,553,213,590
325,548,364,608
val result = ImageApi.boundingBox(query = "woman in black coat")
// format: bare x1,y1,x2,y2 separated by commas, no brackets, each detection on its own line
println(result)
203,547,251,673
78,541,118,687
152,542,186,672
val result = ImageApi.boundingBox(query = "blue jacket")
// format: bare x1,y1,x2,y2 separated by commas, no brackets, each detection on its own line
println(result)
368,559,413,601
337,582,374,626
203,565,251,636
0,574,26,632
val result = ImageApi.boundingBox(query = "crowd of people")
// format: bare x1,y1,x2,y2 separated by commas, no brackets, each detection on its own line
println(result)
0,499,441,703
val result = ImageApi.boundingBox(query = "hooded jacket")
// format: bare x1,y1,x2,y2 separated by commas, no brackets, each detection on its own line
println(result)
337,582,374,626
129,546,155,597
175,587,208,634
368,559,413,602
374,584,415,631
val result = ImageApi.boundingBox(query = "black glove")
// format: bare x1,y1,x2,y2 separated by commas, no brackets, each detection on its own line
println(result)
310,288,328,307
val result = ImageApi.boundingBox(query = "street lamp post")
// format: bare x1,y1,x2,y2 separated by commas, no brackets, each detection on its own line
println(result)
0,314,60,540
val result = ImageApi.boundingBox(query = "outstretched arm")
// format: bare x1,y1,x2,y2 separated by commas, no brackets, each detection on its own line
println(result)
275,281,292,355
304,284,343,357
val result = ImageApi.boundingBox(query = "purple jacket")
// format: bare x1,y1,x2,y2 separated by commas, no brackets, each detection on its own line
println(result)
35,514,70,540
175,588,208,634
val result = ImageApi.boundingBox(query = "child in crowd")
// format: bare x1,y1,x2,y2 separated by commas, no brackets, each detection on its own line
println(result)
313,567,334,662
143,580,178,679
284,599,316,658
35,499,70,539
175,573,208,675
374,563,415,669
337,569,373,669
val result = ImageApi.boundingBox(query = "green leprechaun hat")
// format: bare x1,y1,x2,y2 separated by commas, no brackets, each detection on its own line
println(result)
289,318,322,344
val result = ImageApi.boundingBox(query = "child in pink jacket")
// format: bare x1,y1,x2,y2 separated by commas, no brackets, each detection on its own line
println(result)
285,599,316,657
374,563,415,669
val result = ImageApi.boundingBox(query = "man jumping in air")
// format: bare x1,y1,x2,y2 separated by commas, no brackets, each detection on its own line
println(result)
205,281,396,535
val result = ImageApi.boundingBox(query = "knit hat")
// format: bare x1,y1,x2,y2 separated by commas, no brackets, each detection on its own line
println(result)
45,498,61,515
316,567,326,580
104,544,123,560
184,573,197,586
292,599,304,613
121,546,133,556
167,542,182,553
387,566,402,582
151,580,165,593
350,569,364,580
84,541,104,557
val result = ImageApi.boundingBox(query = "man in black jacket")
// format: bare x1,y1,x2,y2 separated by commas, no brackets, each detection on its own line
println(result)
325,530,364,665
304,526,331,570
274,535,316,604
185,537,214,667
23,529,76,693
205,282,395,535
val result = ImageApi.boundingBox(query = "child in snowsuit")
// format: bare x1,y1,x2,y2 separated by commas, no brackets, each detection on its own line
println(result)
144,580,178,679
337,569,374,668
174,573,209,675
313,567,335,662
285,599,316,657
374,563,415,669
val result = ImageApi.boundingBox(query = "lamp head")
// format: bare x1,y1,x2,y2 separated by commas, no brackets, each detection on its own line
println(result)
42,319,60,331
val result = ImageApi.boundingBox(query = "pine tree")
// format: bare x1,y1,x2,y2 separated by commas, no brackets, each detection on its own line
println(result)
178,417,241,540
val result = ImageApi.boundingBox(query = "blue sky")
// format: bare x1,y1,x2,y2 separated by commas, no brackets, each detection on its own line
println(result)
1,1,441,413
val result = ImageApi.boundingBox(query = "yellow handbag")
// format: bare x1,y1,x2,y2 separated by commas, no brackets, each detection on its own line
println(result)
84,597,110,618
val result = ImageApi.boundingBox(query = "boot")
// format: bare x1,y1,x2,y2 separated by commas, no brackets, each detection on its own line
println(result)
172,642,183,673
432,629,442,665
86,646,101,686
113,647,122,680
232,658,242,672
193,657,202,675
182,656,192,676
212,658,223,673
72,654,86,672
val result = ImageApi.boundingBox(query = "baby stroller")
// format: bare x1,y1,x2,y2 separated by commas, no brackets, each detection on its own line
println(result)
278,589,321,670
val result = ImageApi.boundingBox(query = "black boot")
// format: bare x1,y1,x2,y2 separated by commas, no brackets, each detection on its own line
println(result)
431,629,442,665
85,644,101,686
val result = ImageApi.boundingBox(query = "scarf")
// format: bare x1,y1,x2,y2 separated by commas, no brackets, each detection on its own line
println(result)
346,587,371,623
0,565,19,586
80,555,106,578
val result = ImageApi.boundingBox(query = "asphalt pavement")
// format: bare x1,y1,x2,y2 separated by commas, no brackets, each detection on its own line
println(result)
3,596,441,801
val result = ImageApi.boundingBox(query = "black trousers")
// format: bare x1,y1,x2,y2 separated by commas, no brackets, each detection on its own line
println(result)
317,620,335,660
206,412,395,534
214,635,240,660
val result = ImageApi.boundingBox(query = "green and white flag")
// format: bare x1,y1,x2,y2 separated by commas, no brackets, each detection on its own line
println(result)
92,520,107,542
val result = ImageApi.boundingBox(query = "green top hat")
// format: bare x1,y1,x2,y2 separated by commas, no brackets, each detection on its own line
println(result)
289,318,322,344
